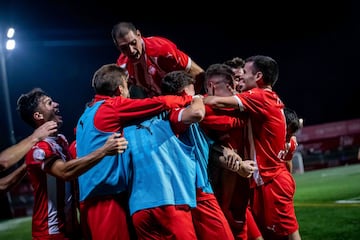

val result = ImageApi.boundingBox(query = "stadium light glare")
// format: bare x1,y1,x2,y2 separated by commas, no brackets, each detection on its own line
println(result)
6,39,15,50
0,27,16,145
6,28,15,38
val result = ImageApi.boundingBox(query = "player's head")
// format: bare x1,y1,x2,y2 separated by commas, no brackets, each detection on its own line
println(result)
112,22,143,62
92,64,129,98
244,55,279,88
17,88,62,129
205,63,235,97
223,57,245,92
161,70,195,96
284,107,302,137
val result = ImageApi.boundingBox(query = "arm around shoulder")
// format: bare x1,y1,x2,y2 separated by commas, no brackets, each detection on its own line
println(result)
180,96,205,124
203,95,239,109
0,121,58,170
47,133,128,181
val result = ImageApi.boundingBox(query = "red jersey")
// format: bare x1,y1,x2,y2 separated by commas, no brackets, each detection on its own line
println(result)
168,104,246,152
201,104,247,152
68,140,77,158
233,88,288,186
279,136,298,161
167,107,189,135
116,36,191,96
25,134,72,238
200,103,251,238
92,94,192,132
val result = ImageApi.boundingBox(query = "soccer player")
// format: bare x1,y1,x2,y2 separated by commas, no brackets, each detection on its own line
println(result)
281,107,303,173
75,64,194,239
224,57,264,240
112,21,205,98
160,70,234,239
0,121,57,193
223,56,246,93
16,88,128,239
200,63,257,239
203,56,302,240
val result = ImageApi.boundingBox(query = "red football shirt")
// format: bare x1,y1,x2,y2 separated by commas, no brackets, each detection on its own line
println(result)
117,36,191,96
91,94,192,132
25,135,70,238
233,88,288,186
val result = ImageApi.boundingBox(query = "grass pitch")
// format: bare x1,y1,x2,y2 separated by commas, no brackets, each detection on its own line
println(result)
0,164,359,239
294,163,360,239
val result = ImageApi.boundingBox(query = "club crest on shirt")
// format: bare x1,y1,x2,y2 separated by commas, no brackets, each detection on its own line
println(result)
148,65,156,75
33,148,46,161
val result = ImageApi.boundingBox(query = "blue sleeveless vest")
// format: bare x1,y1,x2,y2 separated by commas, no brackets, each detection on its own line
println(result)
178,123,214,194
123,114,197,215
76,101,130,201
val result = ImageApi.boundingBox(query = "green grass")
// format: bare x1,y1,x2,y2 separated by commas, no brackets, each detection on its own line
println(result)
296,206,360,240
1,164,360,239
0,216,31,240
294,163,360,240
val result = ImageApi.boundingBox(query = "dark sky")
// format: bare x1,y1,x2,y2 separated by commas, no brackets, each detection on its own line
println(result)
0,1,359,147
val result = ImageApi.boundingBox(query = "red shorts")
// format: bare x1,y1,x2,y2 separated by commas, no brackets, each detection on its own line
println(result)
191,190,234,239
80,193,133,240
212,169,250,239
251,170,299,238
246,206,262,240
132,205,197,240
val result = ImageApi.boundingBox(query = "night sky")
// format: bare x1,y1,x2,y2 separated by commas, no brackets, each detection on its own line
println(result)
0,1,359,148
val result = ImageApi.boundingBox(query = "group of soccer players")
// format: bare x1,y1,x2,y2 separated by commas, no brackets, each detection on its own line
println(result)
3,21,303,239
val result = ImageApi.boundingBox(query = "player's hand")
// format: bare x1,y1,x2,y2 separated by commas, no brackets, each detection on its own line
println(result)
226,83,238,95
219,146,242,172
103,133,128,155
238,160,257,178
32,121,58,141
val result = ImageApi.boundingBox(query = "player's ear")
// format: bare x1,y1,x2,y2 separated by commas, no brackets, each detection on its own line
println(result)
255,71,263,81
136,29,141,37
114,86,122,96
118,85,130,98
33,111,43,120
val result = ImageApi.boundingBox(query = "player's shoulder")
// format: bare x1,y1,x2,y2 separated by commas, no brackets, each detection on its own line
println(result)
117,54,128,66
145,36,175,45
33,139,51,149
26,140,49,163
144,36,177,53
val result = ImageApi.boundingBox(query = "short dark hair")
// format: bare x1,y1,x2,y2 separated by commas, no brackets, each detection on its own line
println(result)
246,55,279,86
92,64,127,96
161,70,195,95
111,22,137,47
223,57,245,69
17,88,47,128
284,107,301,135
205,63,234,86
